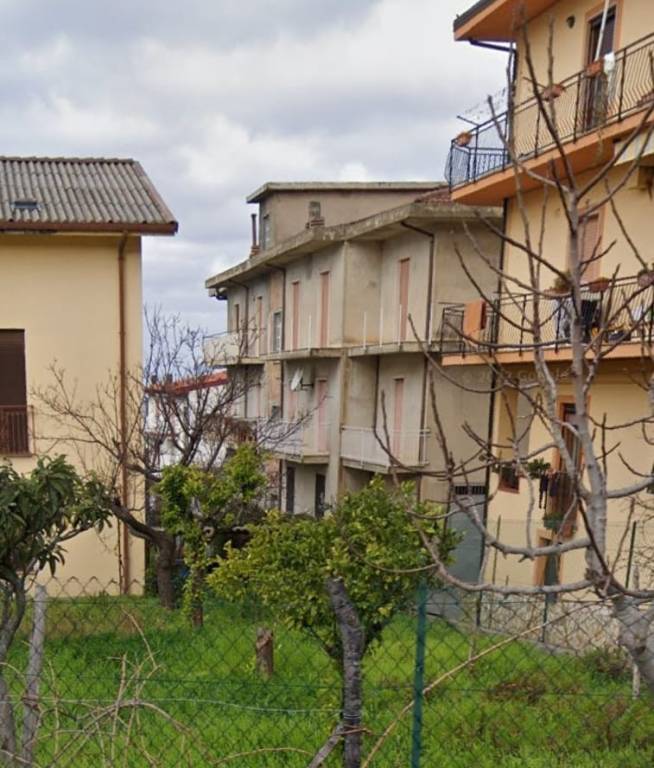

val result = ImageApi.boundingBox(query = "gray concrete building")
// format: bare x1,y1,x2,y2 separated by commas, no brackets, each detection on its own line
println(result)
205,183,501,573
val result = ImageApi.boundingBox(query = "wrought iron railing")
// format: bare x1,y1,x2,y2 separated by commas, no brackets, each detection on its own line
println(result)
438,276,654,355
446,32,654,188
0,405,31,455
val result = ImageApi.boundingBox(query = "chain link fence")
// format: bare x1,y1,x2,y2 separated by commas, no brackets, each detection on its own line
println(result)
2,579,653,767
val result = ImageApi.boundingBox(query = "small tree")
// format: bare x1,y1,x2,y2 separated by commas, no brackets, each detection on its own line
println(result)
0,456,112,764
156,443,268,627
209,478,457,767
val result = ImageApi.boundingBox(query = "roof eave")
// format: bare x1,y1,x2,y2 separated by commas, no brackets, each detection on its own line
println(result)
0,220,178,236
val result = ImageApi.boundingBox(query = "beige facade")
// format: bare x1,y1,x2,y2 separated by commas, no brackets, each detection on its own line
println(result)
0,157,177,591
447,0,654,588
206,184,501,561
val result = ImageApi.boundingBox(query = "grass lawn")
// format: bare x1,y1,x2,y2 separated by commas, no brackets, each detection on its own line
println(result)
4,594,653,767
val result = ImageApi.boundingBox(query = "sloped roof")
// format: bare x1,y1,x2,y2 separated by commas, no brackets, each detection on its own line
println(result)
0,156,178,235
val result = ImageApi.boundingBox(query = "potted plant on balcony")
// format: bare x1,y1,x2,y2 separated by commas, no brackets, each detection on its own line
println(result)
588,276,611,293
455,131,472,147
545,269,572,296
637,263,654,288
586,58,604,78
527,458,551,479
542,83,565,101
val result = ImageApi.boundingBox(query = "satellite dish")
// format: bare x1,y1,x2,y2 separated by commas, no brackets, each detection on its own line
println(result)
290,368,303,391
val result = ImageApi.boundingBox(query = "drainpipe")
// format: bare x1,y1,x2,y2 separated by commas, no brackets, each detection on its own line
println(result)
117,232,130,594
401,222,436,501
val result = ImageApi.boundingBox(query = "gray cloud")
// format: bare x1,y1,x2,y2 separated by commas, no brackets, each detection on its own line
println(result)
0,0,506,331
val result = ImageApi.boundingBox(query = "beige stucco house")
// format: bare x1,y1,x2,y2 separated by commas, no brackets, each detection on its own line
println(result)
205,182,501,581
443,0,654,588
0,156,177,590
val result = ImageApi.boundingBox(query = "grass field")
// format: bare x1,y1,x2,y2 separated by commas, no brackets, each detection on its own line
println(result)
4,593,654,767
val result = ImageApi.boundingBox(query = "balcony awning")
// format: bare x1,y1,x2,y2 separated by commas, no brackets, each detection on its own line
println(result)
454,0,558,42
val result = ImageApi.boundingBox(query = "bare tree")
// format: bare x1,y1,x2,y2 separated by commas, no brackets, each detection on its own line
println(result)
385,18,654,691
35,309,290,608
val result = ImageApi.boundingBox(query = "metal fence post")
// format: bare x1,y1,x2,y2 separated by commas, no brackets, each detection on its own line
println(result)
410,582,428,767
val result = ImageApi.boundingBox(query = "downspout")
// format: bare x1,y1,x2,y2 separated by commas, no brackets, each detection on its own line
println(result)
117,232,130,594
401,222,436,501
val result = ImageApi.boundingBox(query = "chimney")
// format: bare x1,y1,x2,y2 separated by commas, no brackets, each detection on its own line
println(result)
250,213,260,256
306,200,325,229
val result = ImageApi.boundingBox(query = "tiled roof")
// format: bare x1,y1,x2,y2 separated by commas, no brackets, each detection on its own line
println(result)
0,156,177,234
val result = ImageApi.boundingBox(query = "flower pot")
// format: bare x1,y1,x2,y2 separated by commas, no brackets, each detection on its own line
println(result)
542,83,565,101
455,131,472,148
637,270,654,288
586,59,603,77
588,277,610,293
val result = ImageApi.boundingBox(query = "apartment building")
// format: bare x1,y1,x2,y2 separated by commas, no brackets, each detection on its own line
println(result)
205,183,501,582
0,156,177,590
444,0,654,587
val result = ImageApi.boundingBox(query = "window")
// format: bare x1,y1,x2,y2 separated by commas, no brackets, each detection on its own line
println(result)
291,281,300,350
496,390,533,493
285,466,295,514
0,330,29,455
578,212,601,283
583,7,617,130
272,311,283,353
261,215,272,250
587,7,616,64
319,271,330,347
314,474,326,519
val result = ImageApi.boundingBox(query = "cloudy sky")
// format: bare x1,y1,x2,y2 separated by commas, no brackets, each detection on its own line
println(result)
1,0,506,332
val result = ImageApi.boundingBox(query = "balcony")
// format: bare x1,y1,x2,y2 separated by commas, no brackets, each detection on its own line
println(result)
0,406,32,456
446,33,654,202
203,327,265,366
439,276,654,363
257,418,330,463
341,426,429,472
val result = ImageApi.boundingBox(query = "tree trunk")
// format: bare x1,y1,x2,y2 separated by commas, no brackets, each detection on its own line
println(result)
21,585,47,766
255,628,274,678
190,569,204,629
155,537,177,610
326,578,365,768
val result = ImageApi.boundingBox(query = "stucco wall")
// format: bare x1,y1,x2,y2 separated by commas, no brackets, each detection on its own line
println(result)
0,233,144,589
485,366,653,588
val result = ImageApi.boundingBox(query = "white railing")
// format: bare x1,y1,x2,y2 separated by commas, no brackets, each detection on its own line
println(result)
257,418,330,458
340,426,428,468
203,327,265,365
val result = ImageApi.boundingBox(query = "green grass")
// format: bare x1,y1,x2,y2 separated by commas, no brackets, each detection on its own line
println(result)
4,595,654,767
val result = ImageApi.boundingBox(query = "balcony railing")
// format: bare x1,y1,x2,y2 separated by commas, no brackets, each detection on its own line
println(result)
446,32,654,188
257,418,330,460
440,276,654,355
341,426,428,469
0,405,32,456
203,326,266,365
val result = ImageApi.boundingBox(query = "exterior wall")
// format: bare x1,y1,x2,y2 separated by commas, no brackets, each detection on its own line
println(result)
283,244,345,350
342,241,382,346
0,233,144,588
485,366,653,588
257,188,436,248
513,0,649,106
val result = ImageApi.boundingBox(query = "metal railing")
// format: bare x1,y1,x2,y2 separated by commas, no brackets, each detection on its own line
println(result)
446,32,654,188
203,326,266,365
341,426,429,469
257,418,330,458
439,276,654,355
0,405,31,455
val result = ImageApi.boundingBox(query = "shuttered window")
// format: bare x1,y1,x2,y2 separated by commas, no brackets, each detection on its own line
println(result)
0,330,27,406
579,213,601,283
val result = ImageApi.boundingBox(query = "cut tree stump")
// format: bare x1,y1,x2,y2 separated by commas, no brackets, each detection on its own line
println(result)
256,627,274,678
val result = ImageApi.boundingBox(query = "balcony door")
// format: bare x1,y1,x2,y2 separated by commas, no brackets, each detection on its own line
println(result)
319,271,330,348
583,6,617,130
398,258,410,342
291,281,300,350
0,330,28,454
316,379,328,453
392,378,404,458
